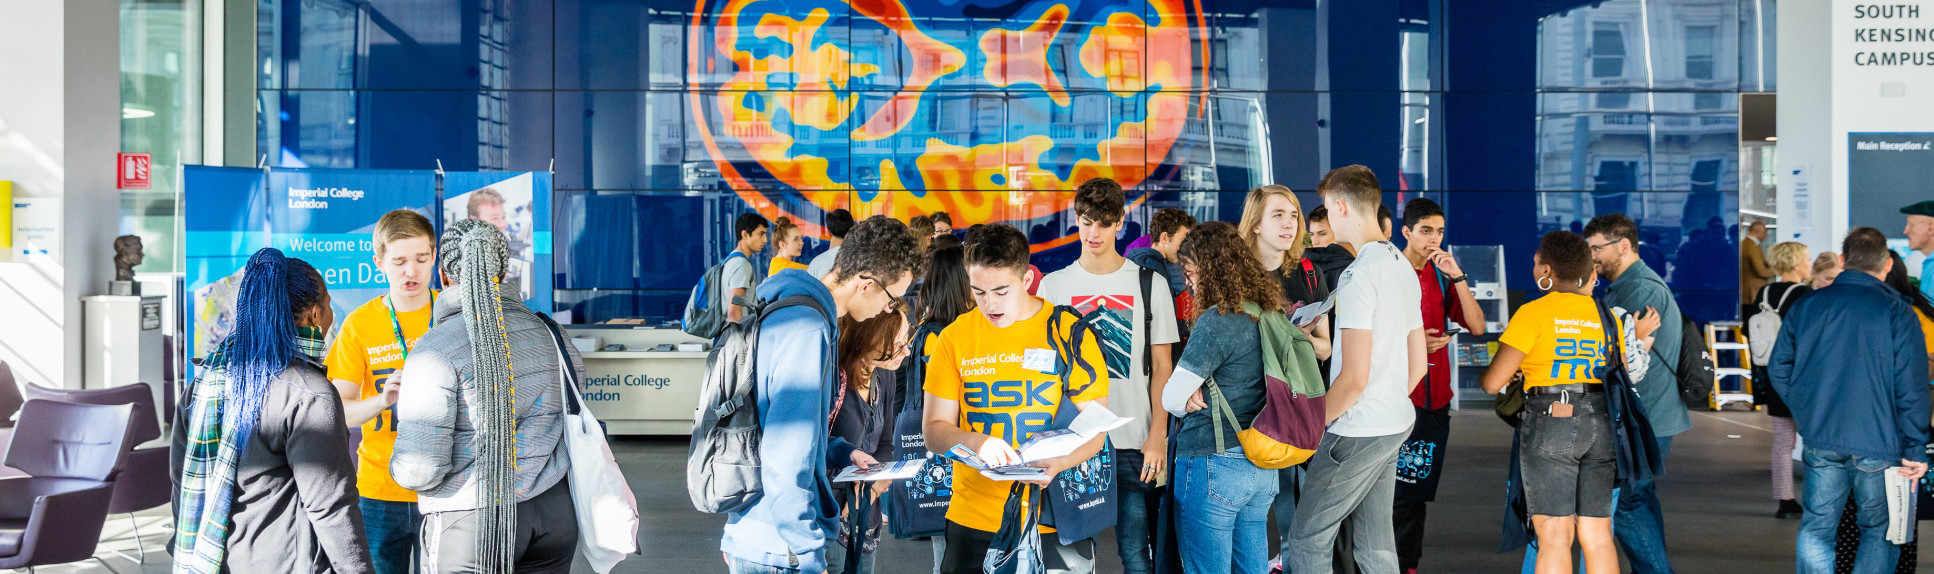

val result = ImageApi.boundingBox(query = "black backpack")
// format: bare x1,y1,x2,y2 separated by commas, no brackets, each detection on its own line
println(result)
1633,276,1716,409
686,294,830,514
1139,267,1159,376
1667,314,1716,408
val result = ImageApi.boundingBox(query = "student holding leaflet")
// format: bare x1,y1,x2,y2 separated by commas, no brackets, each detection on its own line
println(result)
924,224,1112,574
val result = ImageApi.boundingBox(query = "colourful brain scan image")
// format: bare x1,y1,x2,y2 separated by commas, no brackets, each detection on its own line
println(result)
690,0,1205,241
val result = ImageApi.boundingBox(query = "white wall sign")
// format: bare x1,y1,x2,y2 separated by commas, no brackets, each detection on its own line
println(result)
1788,164,1812,240
1833,1,1934,247
11,196,60,259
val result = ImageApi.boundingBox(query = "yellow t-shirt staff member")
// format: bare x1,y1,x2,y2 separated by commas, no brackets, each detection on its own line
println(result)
922,224,1110,572
1481,231,1659,574
322,209,438,574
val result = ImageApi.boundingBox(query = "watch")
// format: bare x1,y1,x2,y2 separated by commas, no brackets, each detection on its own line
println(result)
1449,274,1468,283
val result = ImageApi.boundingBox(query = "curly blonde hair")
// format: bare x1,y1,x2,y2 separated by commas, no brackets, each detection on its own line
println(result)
1768,241,1809,275
1179,221,1285,319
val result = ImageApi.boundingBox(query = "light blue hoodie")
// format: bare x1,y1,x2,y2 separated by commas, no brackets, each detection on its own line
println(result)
720,269,851,571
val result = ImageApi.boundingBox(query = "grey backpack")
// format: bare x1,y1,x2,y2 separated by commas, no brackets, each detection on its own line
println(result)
686,294,829,514
682,252,751,340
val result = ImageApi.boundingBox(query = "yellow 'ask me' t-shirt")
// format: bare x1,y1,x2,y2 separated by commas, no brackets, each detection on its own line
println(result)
925,298,1108,533
324,294,435,502
1499,292,1625,389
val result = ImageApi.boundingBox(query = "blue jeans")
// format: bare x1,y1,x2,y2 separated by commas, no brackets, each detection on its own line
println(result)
1798,447,1897,574
728,555,802,574
1115,449,1153,574
1176,448,1278,574
359,497,418,574
1613,435,1674,574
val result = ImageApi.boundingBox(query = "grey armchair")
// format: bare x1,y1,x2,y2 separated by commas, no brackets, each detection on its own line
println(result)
22,383,170,563
0,399,136,573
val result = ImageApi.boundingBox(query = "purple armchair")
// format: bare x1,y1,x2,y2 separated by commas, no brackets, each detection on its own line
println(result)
0,363,23,428
0,399,135,572
22,383,170,564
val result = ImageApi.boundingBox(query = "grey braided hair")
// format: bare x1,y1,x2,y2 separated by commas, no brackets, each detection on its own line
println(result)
439,218,517,571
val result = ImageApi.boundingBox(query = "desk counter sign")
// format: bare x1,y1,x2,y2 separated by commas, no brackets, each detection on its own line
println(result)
141,300,162,330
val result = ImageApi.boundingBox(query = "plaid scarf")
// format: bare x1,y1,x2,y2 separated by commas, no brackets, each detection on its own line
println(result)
174,327,327,574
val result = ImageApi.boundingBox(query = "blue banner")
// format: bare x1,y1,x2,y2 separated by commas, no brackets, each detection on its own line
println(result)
184,166,268,367
185,166,436,363
442,172,553,313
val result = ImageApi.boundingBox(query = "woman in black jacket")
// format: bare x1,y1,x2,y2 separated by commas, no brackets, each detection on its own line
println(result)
1751,241,1813,519
825,309,912,574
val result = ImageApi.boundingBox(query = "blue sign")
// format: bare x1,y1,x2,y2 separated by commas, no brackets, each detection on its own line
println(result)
185,166,436,363
443,171,553,312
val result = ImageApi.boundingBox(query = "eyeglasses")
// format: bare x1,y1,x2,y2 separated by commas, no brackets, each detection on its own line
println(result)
1589,239,1623,253
862,275,904,312
879,338,912,361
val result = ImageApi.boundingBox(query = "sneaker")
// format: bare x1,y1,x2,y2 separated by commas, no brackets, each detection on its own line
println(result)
1776,499,1802,519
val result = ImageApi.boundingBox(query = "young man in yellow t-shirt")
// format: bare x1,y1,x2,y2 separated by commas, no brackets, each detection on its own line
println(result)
923,223,1111,574
323,209,437,574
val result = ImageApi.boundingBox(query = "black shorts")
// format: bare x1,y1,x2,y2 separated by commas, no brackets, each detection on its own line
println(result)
1518,391,1616,518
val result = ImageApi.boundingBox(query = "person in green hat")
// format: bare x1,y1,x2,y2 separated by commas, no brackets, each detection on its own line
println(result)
1905,200,1934,300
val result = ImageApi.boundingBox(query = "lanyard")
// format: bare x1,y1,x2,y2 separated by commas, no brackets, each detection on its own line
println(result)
387,292,434,360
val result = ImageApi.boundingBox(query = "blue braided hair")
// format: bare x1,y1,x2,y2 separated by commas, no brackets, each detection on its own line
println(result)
209,248,326,455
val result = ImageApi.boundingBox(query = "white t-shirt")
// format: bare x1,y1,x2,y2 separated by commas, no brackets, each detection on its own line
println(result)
719,254,756,310
1039,259,1181,447
1327,241,1424,438
806,245,840,280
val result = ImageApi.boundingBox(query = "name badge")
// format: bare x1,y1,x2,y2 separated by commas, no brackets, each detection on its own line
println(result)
1022,348,1057,374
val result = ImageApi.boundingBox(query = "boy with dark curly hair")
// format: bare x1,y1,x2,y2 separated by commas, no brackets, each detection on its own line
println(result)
720,215,924,574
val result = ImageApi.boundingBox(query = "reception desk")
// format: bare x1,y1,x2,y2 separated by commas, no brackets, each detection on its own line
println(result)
563,325,710,435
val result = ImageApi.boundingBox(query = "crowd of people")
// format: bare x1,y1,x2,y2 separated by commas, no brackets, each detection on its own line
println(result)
163,166,1934,574
706,166,1707,574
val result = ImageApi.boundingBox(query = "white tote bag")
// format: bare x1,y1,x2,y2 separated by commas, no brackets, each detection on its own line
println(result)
544,319,640,573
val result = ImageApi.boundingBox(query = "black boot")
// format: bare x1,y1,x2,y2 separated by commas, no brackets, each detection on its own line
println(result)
1776,498,1802,519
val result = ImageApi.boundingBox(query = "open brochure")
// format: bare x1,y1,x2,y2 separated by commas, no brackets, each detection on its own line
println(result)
832,459,924,483
946,406,1133,481
1887,468,1919,544
1289,292,1336,327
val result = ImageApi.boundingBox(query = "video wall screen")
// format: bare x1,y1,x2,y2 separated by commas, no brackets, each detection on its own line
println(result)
259,0,1761,323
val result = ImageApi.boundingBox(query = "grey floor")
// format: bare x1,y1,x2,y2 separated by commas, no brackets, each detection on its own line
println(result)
34,410,1934,573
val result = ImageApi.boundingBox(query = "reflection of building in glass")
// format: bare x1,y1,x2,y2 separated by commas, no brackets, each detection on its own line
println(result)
261,0,358,168
1533,0,1742,297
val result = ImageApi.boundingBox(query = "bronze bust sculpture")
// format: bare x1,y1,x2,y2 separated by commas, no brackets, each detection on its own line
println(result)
112,235,143,294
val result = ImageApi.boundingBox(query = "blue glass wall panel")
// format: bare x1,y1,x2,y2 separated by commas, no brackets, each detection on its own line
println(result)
259,0,1755,324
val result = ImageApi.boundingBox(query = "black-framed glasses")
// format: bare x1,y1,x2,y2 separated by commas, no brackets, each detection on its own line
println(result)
862,275,904,312
878,338,912,361
1589,239,1622,253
